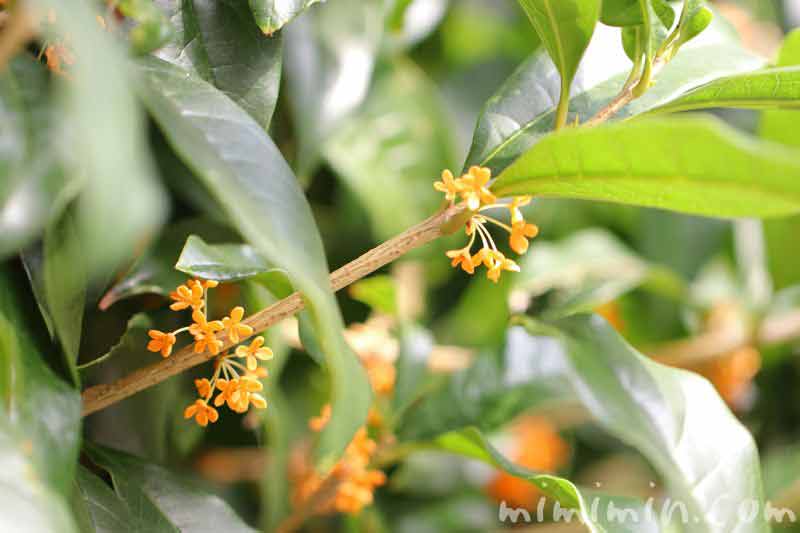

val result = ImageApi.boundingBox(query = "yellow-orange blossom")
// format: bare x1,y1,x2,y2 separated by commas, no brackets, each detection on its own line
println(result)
434,165,539,282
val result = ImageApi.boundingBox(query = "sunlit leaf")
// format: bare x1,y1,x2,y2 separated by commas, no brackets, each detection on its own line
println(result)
648,66,800,114
175,235,278,281
491,116,800,218
465,33,762,174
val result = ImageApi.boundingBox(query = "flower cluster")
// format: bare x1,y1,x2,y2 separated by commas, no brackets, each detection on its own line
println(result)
146,279,273,426
295,405,387,515
434,166,539,283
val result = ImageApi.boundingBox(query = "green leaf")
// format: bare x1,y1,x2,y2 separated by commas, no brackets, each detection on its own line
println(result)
648,66,800,114
465,36,762,174
516,0,601,92
515,0,601,127
247,0,322,34
0,57,72,260
34,0,168,280
0,267,81,528
490,116,800,218
137,57,371,471
85,444,256,532
175,235,279,281
433,427,661,533
348,275,397,316
513,229,686,318
601,0,674,27
512,315,768,532
30,212,86,384
283,0,384,178
73,465,143,533
760,30,800,290
99,218,233,309
323,59,457,239
155,0,283,130
119,0,174,54
398,348,565,441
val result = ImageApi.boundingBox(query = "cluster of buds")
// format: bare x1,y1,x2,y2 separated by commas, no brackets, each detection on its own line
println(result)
294,405,387,515
434,165,539,282
147,279,273,426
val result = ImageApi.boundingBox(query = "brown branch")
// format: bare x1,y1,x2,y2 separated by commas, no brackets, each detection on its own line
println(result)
81,203,466,416
583,57,667,128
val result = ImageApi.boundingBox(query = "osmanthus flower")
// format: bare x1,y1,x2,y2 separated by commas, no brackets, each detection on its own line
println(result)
147,330,176,357
222,306,254,344
146,278,273,426
235,336,274,371
189,310,224,355
434,166,538,283
170,281,205,311
293,405,387,515
184,399,219,427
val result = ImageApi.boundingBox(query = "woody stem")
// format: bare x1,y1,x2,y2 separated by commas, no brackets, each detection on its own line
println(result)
81,203,466,416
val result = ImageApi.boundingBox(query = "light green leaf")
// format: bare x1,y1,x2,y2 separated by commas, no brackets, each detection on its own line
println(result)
515,0,601,127
175,235,279,281
85,444,255,532
155,0,283,130
648,66,800,114
0,267,81,529
119,0,174,54
34,0,168,280
247,0,322,34
465,34,762,173
512,315,768,532
433,427,662,533
137,56,371,470
761,30,800,290
323,59,456,239
491,116,800,218
516,0,601,91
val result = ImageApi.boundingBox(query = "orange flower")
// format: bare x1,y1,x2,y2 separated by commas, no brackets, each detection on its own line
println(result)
195,378,213,398
235,336,273,371
309,404,332,432
459,166,496,210
446,248,475,274
298,409,387,515
222,306,253,343
189,279,219,290
44,43,75,75
214,378,265,413
170,282,204,311
433,169,462,203
363,356,396,395
509,220,539,254
486,417,569,508
508,196,532,223
486,251,519,283
146,330,176,357
190,310,224,355
184,399,219,427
